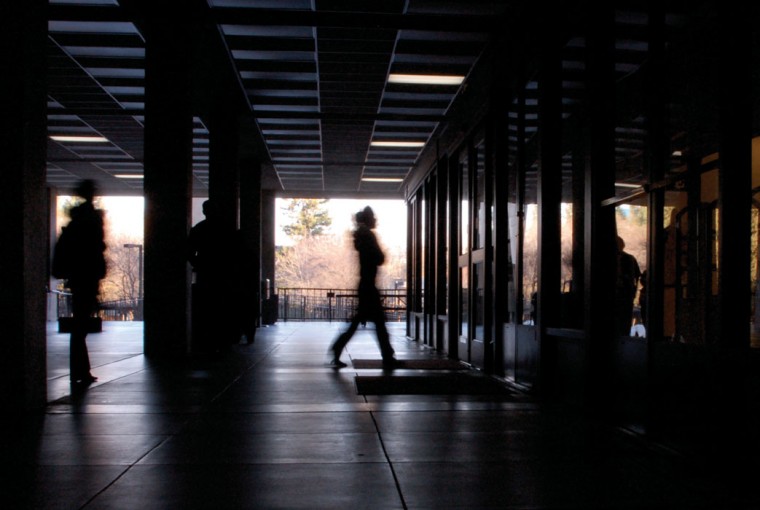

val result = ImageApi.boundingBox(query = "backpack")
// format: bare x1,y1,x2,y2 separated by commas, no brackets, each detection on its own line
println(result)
52,226,73,279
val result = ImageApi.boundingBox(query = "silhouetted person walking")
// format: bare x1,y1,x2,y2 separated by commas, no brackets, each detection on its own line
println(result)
188,199,234,354
330,206,397,368
60,179,106,385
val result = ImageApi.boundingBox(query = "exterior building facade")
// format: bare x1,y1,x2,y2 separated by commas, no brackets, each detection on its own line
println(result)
402,3,757,454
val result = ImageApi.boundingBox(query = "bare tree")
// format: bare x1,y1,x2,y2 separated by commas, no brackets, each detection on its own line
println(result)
100,234,142,304
277,234,357,289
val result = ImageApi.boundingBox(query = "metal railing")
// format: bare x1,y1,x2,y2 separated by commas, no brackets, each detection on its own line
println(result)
52,290,143,321
277,287,406,322
52,287,406,323
98,298,143,321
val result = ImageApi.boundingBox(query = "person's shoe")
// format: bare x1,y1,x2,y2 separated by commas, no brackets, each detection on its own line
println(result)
382,358,401,369
329,358,348,368
71,374,97,385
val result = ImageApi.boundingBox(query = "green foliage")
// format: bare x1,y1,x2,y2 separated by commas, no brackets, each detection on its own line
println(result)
282,199,332,238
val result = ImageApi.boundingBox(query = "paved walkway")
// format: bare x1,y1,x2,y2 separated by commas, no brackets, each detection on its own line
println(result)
3,320,757,509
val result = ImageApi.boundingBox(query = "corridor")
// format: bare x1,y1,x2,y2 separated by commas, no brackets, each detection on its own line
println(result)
3,321,756,509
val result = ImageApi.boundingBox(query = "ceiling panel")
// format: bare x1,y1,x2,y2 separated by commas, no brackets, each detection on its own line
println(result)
53,1,703,198
43,1,503,196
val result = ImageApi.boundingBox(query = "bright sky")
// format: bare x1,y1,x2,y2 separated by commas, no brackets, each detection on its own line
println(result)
100,196,144,238
275,198,407,249
56,196,145,238
58,196,407,250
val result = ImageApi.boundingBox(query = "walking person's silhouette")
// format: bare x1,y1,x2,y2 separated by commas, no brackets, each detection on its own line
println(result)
329,206,397,368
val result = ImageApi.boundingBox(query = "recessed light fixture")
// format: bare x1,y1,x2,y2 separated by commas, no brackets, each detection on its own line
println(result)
362,177,404,183
388,73,465,86
615,182,641,189
50,135,109,143
114,174,144,179
370,141,425,148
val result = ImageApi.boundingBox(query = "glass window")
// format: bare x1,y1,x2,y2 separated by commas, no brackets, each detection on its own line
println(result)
474,261,485,341
460,265,469,337
460,150,470,255
474,138,486,250
522,202,538,324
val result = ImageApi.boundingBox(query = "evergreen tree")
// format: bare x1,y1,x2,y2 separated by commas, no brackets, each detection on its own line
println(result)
282,199,332,237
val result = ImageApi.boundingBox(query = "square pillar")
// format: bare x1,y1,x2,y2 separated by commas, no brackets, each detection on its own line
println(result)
143,20,194,359
0,2,48,410
583,6,618,409
240,157,262,332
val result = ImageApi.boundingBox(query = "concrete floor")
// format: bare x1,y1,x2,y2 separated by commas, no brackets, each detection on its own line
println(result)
3,320,757,509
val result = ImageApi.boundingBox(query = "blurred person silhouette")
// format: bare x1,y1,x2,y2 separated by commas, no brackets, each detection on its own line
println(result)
638,269,648,329
616,235,642,337
55,179,106,386
329,206,397,368
188,199,235,354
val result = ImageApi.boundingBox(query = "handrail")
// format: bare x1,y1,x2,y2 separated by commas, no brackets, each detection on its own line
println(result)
277,287,407,322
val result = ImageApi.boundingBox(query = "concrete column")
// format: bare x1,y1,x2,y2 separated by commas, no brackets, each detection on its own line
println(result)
710,2,752,467
643,4,668,439
536,32,563,394
435,157,448,351
716,7,751,351
209,109,240,232
583,5,618,410
446,155,460,357
239,157,262,331
0,1,48,410
407,199,414,338
260,190,277,324
142,19,194,359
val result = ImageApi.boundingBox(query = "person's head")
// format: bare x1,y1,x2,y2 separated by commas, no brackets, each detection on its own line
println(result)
202,200,215,219
75,179,96,202
354,209,366,227
617,236,625,253
362,206,376,229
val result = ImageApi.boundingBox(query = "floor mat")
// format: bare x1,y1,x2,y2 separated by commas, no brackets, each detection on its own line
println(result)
354,374,514,395
351,359,468,370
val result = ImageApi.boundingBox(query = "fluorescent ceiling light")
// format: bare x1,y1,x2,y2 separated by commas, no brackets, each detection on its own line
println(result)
370,141,425,148
615,182,641,189
362,177,404,183
50,135,109,143
114,174,143,179
388,73,465,86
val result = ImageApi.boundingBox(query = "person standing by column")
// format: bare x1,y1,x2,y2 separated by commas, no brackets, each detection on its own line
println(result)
616,235,642,337
65,179,106,385
187,199,235,354
329,206,397,368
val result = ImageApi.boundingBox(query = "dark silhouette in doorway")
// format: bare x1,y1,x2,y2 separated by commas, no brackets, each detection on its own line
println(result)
187,199,235,354
616,236,642,337
60,179,106,385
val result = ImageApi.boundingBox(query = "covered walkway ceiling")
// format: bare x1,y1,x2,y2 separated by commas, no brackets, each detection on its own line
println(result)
45,0,509,198
44,1,706,200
